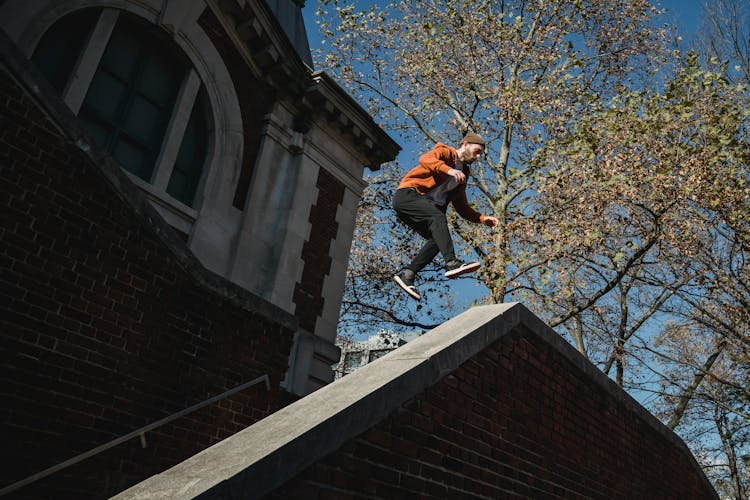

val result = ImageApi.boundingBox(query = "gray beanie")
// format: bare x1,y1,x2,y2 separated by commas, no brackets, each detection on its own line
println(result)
461,132,485,146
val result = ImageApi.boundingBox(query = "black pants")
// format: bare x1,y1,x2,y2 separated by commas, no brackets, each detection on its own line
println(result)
393,188,456,274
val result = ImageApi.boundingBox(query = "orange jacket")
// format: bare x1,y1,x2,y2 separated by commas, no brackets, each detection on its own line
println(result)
397,142,486,224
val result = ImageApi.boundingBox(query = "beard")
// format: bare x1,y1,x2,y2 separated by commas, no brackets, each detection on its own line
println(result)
460,153,476,164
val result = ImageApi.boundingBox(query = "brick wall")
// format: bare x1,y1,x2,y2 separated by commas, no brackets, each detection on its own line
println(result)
270,326,713,499
293,168,345,333
0,36,295,499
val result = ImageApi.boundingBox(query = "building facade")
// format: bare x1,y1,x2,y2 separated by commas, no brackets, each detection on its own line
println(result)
1,0,398,396
0,0,397,497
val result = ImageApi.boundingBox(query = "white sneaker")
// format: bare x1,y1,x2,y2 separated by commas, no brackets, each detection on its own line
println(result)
444,260,480,279
394,270,420,300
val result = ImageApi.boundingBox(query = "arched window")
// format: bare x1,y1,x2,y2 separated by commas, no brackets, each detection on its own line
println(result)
31,9,210,209
32,8,100,93
78,14,185,182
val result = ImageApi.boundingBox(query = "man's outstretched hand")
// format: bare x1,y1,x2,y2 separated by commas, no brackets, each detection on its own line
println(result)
482,216,499,228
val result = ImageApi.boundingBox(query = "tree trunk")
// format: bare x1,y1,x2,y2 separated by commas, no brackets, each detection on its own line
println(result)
667,340,726,430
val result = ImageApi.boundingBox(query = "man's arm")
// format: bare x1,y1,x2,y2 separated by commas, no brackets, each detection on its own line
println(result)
451,187,499,227
418,144,454,175
451,187,483,223
419,144,467,183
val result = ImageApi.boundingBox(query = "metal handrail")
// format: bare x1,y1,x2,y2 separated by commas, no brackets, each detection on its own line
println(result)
0,374,271,496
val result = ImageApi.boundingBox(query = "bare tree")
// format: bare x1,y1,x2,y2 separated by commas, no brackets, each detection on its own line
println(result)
697,0,750,85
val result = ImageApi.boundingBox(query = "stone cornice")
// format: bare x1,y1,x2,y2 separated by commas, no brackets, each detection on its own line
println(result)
307,70,400,170
207,0,309,95
207,0,400,170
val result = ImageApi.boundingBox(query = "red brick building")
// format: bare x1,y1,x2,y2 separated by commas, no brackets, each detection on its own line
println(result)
0,0,397,497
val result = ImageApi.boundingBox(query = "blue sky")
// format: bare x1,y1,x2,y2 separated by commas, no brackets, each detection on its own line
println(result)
301,0,710,332
303,1,707,63
659,0,704,36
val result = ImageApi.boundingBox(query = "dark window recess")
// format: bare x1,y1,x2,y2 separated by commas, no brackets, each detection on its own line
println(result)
167,89,209,207
343,351,364,371
78,14,186,182
31,8,101,92
368,349,389,362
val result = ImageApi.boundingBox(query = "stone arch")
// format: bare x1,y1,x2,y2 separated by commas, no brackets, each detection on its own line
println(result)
0,0,244,216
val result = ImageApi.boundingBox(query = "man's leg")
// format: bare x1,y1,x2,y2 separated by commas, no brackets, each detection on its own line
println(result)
412,217,480,278
393,189,456,273
407,239,440,274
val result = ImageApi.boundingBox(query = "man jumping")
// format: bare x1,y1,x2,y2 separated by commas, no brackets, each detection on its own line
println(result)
392,132,499,300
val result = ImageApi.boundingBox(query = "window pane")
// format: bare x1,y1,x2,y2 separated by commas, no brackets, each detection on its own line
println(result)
113,136,150,179
80,120,109,148
84,69,127,123
32,8,100,92
167,90,209,206
98,25,140,81
78,13,187,182
368,349,389,362
343,351,364,371
123,96,164,147
139,52,183,105
167,173,188,200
